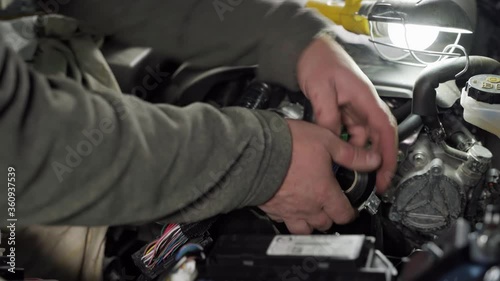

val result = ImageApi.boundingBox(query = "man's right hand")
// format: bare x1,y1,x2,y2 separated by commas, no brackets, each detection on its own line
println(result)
259,120,382,234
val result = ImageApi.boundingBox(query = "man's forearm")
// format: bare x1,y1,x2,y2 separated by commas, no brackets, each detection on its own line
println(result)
0,43,291,226
49,0,331,90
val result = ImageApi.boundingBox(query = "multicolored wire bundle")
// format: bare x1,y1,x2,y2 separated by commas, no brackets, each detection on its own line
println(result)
141,224,189,269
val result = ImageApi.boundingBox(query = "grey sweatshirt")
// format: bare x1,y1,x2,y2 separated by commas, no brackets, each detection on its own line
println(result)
0,0,331,226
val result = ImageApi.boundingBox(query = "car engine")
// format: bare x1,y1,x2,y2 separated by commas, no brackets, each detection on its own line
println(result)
120,55,498,281
383,57,500,247
60,8,500,279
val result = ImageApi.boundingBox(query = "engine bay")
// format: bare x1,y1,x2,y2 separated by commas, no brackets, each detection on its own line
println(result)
0,1,498,281
81,5,500,280
96,51,500,281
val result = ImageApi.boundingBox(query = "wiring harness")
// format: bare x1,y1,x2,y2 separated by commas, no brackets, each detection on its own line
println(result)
132,219,216,280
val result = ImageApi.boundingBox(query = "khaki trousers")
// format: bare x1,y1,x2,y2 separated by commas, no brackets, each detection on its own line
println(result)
16,226,107,281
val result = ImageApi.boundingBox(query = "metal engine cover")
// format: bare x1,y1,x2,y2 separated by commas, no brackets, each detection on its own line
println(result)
389,160,465,234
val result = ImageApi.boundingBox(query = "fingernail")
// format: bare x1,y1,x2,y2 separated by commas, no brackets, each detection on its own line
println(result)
367,153,381,166
383,171,395,182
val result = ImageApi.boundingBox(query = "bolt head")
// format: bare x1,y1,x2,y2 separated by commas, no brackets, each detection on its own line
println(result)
431,166,442,175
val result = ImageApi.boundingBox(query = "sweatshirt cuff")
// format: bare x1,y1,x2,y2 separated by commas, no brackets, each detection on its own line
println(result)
163,109,292,223
257,4,334,91
241,110,292,207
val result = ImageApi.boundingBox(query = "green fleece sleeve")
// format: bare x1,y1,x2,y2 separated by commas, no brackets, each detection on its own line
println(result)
0,43,291,226
52,0,332,91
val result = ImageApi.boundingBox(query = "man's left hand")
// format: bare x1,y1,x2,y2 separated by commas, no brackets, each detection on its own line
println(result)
297,34,398,192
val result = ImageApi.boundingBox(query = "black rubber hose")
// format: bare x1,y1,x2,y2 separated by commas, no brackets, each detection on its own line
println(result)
392,99,413,124
398,114,423,141
412,56,500,119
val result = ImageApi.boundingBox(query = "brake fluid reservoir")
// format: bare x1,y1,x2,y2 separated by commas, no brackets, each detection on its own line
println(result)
461,74,500,138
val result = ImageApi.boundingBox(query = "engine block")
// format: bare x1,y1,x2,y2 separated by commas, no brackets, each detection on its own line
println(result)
388,133,493,237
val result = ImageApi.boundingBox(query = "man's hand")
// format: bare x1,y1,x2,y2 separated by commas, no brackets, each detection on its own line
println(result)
297,34,398,191
259,120,382,234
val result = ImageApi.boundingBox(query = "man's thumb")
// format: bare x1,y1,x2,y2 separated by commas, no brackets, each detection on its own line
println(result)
326,135,381,171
